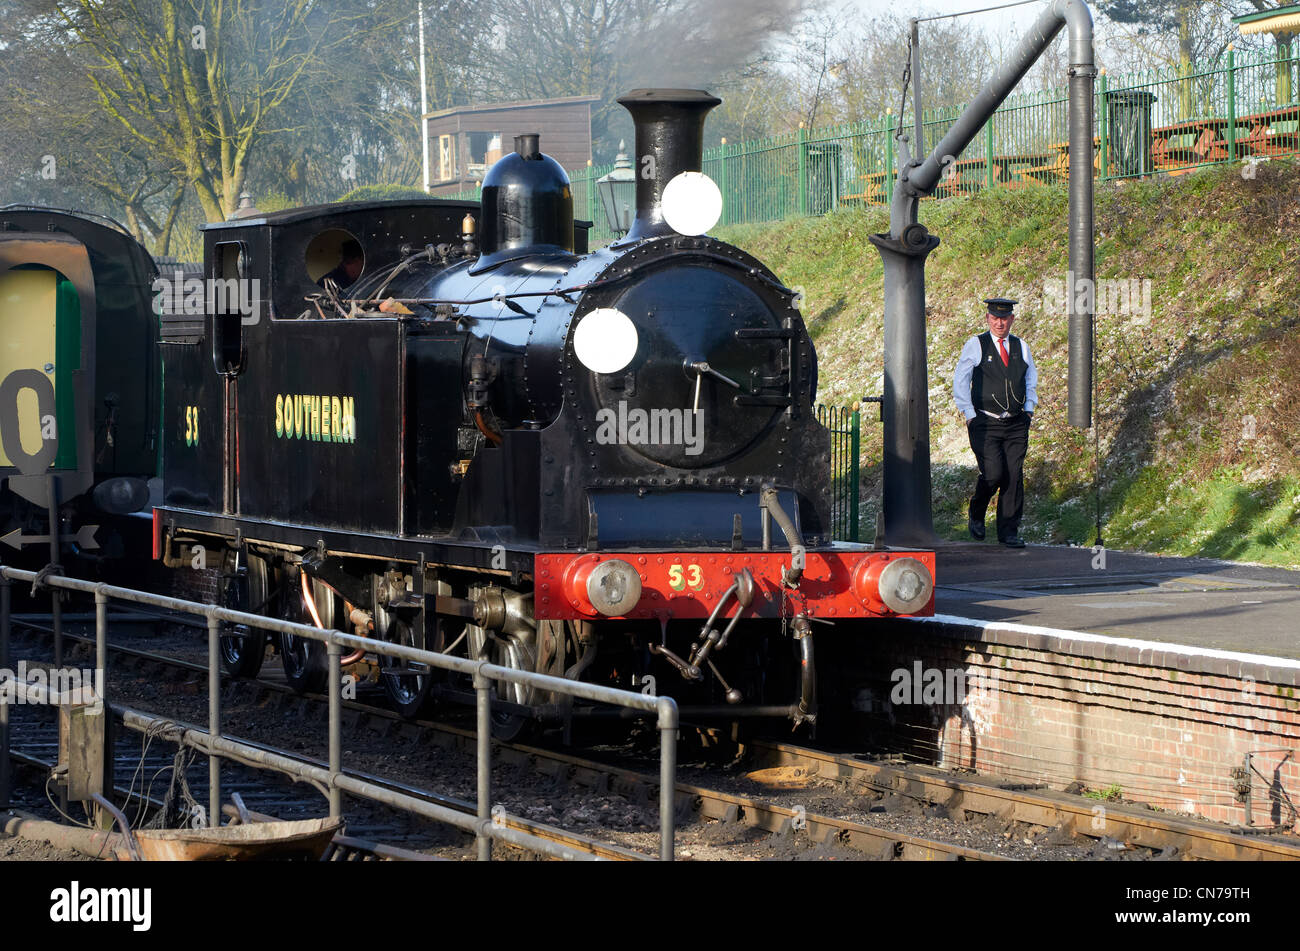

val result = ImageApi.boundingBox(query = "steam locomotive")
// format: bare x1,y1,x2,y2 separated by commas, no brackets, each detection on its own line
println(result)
5,88,935,736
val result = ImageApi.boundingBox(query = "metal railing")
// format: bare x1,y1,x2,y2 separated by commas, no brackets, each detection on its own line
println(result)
0,565,679,861
816,403,863,542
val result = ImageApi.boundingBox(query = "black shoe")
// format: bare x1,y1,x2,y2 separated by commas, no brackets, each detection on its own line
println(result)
1001,535,1026,548
968,517,985,541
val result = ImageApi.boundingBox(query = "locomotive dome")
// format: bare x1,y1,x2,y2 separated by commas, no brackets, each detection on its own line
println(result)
475,133,575,272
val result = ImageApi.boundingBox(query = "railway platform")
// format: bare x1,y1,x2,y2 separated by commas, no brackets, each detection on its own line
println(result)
934,542,1300,660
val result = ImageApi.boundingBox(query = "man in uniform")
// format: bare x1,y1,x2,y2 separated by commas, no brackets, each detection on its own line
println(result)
952,297,1038,548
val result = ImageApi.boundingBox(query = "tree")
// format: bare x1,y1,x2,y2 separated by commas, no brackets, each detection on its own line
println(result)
1096,1,1283,115
1,0,487,235
833,12,995,126
42,0,415,222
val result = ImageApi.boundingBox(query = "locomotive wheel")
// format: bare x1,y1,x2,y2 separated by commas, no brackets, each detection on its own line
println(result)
485,633,537,742
278,571,329,694
490,709,532,742
458,584,540,740
218,554,268,678
376,599,435,719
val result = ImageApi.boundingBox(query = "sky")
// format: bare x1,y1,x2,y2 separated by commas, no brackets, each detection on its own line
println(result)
845,0,1051,37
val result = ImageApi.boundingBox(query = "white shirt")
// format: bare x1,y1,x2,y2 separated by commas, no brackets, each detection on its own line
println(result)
953,332,1038,421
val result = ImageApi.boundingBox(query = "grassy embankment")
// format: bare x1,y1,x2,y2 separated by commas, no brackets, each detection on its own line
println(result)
715,159,1300,566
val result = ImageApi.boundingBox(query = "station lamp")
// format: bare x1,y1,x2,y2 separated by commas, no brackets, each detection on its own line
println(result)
596,141,636,236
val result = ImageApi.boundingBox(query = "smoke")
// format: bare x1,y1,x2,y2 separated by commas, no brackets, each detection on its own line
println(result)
475,0,807,162
615,0,807,89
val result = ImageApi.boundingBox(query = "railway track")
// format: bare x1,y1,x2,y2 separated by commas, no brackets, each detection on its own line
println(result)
735,740,1300,861
42,605,1295,862
5,610,1007,861
15,608,1299,861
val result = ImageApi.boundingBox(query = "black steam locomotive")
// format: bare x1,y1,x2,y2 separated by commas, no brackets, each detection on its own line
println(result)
157,89,936,733
154,89,936,732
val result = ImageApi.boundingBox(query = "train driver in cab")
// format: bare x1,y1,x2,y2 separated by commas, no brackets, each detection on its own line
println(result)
320,239,364,289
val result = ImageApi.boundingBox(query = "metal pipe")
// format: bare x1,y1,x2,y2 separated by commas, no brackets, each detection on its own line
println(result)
46,474,61,670
674,704,803,718
90,792,141,861
896,2,1084,220
207,614,221,827
795,619,817,724
0,576,10,809
657,697,678,861
94,589,107,707
760,487,805,584
418,0,430,193
876,0,1095,544
1243,752,1252,828
563,622,597,681
689,583,738,669
1066,0,1097,428
2,811,130,861
474,666,492,861
302,574,366,665
328,640,342,819
0,565,667,712
910,19,924,154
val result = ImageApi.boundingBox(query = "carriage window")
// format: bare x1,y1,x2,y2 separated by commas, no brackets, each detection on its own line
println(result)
306,229,365,288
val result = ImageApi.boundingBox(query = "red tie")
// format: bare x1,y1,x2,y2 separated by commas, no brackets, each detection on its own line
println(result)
998,337,1009,366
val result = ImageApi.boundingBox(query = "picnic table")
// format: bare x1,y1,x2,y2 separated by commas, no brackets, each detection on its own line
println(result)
1151,117,1235,168
1011,139,1101,185
1237,106,1300,157
1148,108,1300,169
841,170,889,206
933,156,992,197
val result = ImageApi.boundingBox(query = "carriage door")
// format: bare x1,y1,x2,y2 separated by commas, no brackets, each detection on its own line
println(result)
0,267,77,473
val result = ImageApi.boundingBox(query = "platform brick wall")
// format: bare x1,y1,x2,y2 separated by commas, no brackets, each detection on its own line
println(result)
167,566,222,605
853,618,1300,832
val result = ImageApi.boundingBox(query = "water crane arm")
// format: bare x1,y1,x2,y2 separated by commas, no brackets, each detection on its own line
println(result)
872,0,1096,547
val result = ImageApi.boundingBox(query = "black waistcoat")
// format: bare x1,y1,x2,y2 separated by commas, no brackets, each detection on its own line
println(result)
971,331,1027,415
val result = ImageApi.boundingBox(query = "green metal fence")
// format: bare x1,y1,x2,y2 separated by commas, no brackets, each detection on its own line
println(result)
441,44,1299,228
815,403,861,542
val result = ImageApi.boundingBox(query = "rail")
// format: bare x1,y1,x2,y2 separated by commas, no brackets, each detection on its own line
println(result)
0,565,679,861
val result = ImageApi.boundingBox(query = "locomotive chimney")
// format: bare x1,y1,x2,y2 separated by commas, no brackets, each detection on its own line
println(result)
616,88,721,243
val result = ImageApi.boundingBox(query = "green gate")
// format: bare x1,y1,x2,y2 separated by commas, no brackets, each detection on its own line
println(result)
815,403,862,542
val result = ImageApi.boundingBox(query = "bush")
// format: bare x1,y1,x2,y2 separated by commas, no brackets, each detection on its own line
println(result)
337,184,435,202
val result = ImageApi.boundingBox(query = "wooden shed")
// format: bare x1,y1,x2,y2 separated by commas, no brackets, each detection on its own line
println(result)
423,95,600,195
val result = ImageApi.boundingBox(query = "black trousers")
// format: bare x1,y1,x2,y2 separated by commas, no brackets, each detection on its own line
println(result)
967,413,1030,541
